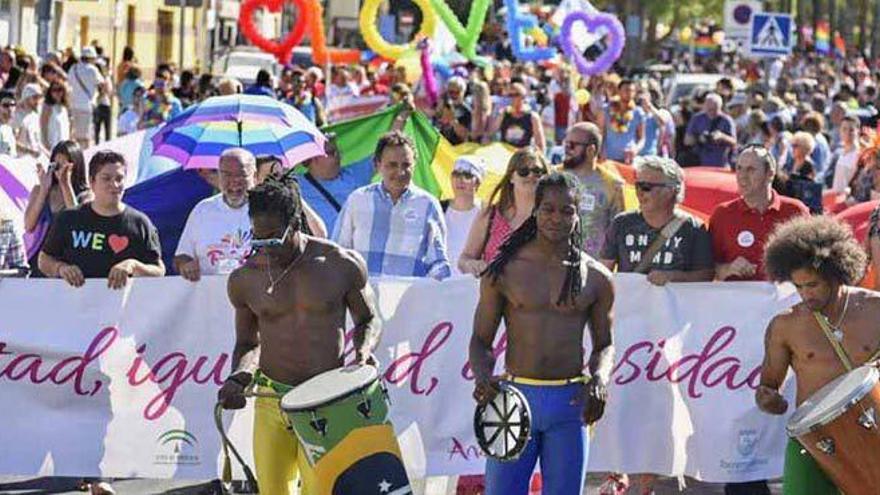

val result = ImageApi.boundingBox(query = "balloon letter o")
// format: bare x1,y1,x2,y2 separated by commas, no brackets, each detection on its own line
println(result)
360,0,436,60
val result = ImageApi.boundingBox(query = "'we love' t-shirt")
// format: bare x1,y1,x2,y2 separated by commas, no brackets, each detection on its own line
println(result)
42,203,162,278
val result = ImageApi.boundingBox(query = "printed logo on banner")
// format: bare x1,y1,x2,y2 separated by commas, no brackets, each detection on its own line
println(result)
719,428,768,474
154,429,201,466
736,428,759,457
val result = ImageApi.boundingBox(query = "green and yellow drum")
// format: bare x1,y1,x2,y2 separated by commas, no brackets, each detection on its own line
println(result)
280,365,411,495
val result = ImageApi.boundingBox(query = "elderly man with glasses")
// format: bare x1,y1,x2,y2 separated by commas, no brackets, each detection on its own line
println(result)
174,148,259,281
600,155,714,286
598,155,714,494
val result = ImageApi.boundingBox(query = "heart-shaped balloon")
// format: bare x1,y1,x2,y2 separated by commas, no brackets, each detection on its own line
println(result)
559,11,625,76
239,0,310,64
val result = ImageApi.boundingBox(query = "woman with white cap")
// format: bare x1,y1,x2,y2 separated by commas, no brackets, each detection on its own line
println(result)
444,155,485,275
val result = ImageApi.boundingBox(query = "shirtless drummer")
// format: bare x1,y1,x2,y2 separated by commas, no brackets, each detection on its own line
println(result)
470,172,616,494
217,177,380,495
757,215,880,495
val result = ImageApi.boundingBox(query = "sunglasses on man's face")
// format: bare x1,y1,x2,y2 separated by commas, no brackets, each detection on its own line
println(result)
635,181,672,193
251,225,291,249
0,102,14,108
516,166,546,178
452,170,476,179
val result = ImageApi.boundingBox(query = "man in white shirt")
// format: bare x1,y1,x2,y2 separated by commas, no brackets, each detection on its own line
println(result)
444,156,484,275
0,91,17,157
68,46,105,149
16,84,48,159
174,148,256,281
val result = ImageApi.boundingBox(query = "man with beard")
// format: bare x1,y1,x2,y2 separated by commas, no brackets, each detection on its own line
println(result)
562,122,625,258
175,148,257,279
758,215,880,494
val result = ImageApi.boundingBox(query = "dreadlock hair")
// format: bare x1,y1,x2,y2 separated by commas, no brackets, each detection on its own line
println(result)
483,172,585,306
764,215,867,286
248,171,308,234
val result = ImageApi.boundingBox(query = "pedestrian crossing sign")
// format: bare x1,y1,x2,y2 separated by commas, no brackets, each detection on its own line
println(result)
749,13,793,57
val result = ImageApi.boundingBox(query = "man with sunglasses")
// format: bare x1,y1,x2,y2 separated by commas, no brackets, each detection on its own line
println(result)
219,178,386,495
600,156,714,286
562,122,625,258
0,91,16,157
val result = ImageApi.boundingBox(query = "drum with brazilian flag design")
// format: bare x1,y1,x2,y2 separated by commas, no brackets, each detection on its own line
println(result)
280,365,411,495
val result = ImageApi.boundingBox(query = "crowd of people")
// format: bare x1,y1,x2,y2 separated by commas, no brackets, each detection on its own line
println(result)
3,21,880,495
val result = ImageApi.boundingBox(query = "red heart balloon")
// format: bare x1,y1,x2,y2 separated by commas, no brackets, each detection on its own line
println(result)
239,0,310,64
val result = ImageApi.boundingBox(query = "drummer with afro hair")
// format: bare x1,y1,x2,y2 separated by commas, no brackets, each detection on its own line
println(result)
758,215,880,495
470,171,615,494
218,174,381,495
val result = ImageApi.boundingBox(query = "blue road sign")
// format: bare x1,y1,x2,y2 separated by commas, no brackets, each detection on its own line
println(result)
749,13,793,57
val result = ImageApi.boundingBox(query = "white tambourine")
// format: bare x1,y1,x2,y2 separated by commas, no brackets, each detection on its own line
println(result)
473,383,532,462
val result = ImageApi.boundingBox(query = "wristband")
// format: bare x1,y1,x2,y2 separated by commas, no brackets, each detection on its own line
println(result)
226,373,252,387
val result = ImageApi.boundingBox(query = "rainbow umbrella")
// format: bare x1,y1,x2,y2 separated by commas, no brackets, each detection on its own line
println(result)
151,94,326,169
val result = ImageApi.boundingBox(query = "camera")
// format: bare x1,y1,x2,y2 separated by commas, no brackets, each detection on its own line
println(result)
697,131,713,145
46,162,57,174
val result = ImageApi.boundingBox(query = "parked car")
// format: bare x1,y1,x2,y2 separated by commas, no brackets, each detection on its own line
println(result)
215,49,280,86
665,73,745,108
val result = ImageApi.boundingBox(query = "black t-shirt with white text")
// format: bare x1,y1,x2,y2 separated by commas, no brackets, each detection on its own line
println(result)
41,203,162,278
600,211,714,273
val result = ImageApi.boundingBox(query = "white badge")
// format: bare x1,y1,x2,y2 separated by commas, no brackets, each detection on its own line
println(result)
737,230,756,248
581,193,597,212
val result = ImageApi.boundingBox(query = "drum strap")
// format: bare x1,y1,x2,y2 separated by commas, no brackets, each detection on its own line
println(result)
214,402,260,493
812,311,855,371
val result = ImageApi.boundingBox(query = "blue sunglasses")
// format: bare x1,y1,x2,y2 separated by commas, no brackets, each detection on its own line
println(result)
251,226,291,249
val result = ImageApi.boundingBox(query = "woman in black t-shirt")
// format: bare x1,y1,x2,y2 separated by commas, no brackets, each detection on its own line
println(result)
39,150,164,288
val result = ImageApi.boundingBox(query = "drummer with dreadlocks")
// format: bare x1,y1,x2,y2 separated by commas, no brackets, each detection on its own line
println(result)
758,216,880,494
470,171,616,494
217,173,380,495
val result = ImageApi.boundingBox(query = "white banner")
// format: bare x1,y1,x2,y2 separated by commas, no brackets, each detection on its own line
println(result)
0,274,797,482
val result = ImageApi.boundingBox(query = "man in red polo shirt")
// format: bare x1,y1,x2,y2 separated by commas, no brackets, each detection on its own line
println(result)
711,146,809,283
710,146,808,494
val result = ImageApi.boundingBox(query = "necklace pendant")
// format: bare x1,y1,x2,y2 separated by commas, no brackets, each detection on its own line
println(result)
266,285,274,295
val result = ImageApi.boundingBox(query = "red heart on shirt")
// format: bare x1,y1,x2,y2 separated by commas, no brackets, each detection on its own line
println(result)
108,235,129,254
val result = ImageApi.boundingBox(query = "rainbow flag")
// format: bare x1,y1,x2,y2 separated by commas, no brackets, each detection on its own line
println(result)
693,35,718,56
834,32,846,58
815,21,830,55
318,103,518,202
